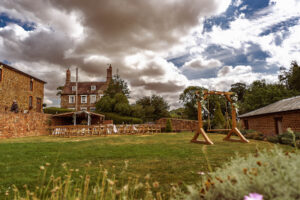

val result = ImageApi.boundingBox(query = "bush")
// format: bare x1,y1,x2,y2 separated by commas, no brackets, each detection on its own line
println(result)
165,119,173,132
101,112,142,124
243,130,265,140
43,107,73,114
181,148,300,200
266,136,279,143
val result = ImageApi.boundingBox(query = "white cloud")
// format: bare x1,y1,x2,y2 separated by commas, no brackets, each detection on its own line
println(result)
182,56,222,70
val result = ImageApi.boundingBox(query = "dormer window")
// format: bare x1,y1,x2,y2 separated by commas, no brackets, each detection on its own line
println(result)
91,85,96,91
72,86,76,91
30,79,33,91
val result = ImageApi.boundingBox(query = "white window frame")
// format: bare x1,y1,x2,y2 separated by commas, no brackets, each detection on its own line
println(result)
69,95,75,104
81,95,87,104
99,94,104,98
68,107,75,110
91,85,96,91
72,86,76,91
80,107,87,111
90,95,97,104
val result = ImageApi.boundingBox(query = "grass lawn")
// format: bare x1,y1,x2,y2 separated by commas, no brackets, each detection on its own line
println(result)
0,132,293,196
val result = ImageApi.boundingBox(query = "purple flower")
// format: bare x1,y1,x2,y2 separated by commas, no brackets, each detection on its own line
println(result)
244,193,263,200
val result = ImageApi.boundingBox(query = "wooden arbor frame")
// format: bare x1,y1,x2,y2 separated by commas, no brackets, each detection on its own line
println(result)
191,90,249,145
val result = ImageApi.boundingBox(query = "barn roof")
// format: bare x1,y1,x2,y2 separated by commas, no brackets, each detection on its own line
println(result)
239,96,300,118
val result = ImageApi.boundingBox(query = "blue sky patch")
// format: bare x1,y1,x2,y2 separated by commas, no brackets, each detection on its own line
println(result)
0,12,35,31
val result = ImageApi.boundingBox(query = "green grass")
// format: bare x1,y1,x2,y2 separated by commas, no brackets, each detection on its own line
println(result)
0,132,293,196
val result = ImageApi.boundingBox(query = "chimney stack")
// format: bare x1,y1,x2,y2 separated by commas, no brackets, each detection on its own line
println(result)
106,64,112,83
66,68,71,84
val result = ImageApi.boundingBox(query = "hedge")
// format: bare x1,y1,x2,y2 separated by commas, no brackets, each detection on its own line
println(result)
99,112,143,124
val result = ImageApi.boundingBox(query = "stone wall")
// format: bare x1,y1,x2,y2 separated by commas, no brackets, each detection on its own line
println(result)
241,110,300,136
156,118,198,132
0,64,45,112
0,112,51,138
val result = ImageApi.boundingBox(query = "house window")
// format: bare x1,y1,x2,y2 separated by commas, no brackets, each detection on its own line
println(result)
90,95,97,103
29,96,33,109
0,68,2,82
68,107,75,110
90,107,96,111
30,79,33,91
69,95,75,104
81,95,87,103
91,85,96,91
80,107,87,111
72,86,76,91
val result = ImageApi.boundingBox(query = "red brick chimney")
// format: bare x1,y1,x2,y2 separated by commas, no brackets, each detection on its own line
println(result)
106,64,112,83
66,68,71,84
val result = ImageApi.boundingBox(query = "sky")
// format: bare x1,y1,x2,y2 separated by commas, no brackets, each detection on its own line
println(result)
0,0,300,108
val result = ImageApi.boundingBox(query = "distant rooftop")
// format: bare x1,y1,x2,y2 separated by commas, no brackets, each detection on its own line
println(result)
240,96,300,118
0,62,46,83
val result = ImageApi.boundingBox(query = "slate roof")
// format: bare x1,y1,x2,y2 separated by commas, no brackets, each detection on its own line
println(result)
61,81,108,95
240,96,300,118
0,62,47,83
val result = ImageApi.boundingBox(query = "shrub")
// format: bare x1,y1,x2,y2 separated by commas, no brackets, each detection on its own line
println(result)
101,112,143,124
165,119,173,132
243,130,265,140
43,107,73,114
266,136,279,143
181,148,300,200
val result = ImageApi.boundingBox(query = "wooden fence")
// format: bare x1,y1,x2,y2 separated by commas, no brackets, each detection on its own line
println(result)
50,124,161,137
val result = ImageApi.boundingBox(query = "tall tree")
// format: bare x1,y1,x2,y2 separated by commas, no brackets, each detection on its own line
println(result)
105,74,130,98
230,82,247,101
179,86,205,120
279,61,300,92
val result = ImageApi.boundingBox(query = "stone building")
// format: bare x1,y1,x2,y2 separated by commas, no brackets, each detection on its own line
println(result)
0,62,46,113
60,65,112,111
239,96,300,136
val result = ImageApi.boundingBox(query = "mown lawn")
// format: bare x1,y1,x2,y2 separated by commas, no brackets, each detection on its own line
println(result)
0,132,293,195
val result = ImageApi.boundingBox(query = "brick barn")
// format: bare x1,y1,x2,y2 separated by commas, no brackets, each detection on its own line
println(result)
60,65,112,111
0,62,46,113
239,96,300,136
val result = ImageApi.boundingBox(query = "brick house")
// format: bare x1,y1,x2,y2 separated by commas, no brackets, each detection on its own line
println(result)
0,62,46,113
60,65,112,111
239,96,300,136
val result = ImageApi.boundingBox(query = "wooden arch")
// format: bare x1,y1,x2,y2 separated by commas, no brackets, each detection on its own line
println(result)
191,90,249,145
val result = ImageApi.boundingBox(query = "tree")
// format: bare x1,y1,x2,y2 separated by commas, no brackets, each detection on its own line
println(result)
131,104,145,119
165,119,173,132
95,96,114,112
179,86,205,120
211,102,225,129
230,82,247,101
105,74,130,98
279,61,300,92
56,86,64,96
136,95,170,121
113,93,131,115
240,80,299,114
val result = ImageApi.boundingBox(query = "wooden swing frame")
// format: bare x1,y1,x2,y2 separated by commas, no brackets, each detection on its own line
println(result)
191,90,249,145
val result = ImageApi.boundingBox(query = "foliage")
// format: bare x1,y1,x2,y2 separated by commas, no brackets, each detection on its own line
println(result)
267,130,300,148
179,86,206,120
211,102,225,129
169,107,187,119
242,129,265,141
131,104,145,119
182,148,300,200
101,112,142,124
95,96,114,112
279,61,300,92
113,93,131,116
165,119,173,132
136,95,170,121
230,82,247,101
240,80,298,114
105,74,130,98
56,86,64,96
43,107,73,114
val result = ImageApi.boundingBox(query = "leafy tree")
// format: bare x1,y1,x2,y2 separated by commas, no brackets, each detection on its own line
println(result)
240,80,299,114
105,74,130,98
212,102,225,129
95,96,114,112
113,93,131,115
136,95,170,121
56,86,64,96
230,82,247,101
279,61,300,92
179,86,205,120
131,104,145,119
169,107,187,119
165,119,173,132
